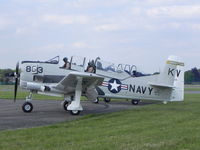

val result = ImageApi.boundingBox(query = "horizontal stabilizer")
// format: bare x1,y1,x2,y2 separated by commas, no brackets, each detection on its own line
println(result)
149,82,174,88
166,60,184,66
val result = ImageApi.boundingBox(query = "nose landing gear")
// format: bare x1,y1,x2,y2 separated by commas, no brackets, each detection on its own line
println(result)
22,92,33,113
22,102,33,113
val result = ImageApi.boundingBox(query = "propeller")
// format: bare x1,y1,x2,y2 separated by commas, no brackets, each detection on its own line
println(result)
14,62,19,102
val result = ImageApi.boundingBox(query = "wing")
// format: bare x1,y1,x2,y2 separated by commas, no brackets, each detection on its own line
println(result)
55,71,104,92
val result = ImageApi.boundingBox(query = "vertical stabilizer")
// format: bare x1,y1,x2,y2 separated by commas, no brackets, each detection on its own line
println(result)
157,55,185,101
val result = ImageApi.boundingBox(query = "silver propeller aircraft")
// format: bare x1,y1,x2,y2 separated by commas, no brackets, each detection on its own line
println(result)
14,55,184,115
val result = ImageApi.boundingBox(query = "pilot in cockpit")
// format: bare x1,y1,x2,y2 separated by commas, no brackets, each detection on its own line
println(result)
85,60,98,103
62,57,71,69
85,60,96,73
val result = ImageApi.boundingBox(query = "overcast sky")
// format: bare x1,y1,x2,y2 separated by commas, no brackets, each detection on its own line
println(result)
0,0,200,72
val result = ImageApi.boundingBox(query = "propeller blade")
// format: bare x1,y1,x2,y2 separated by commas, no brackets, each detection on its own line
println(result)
14,62,19,102
16,62,19,75
14,77,18,102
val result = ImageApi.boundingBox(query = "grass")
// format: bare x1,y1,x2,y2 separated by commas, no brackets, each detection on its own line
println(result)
0,90,64,100
0,85,64,100
0,85,14,90
0,94,200,150
0,85,90,100
184,85,200,91
184,88,200,91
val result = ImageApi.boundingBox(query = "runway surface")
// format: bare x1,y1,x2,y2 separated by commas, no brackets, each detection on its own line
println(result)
0,99,151,131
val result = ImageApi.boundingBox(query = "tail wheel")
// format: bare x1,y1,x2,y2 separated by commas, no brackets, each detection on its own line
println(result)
131,99,140,105
22,102,33,113
70,110,80,115
104,98,111,103
63,101,69,111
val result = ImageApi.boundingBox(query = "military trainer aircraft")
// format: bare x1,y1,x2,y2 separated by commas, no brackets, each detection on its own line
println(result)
14,55,184,115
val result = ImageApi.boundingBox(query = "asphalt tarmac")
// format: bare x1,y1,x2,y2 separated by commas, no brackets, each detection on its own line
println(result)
0,99,149,131
1,90,199,131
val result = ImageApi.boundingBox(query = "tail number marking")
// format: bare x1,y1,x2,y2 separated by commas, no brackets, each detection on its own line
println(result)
168,68,181,77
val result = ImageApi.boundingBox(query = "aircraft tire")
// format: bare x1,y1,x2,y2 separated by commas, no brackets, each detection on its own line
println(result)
70,110,80,115
131,99,140,105
63,101,69,111
22,102,33,113
93,98,99,104
104,98,111,103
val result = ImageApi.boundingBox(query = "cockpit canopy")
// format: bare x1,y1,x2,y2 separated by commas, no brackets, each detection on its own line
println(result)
21,56,59,64
21,55,143,76
95,59,137,75
45,56,59,64
60,55,139,76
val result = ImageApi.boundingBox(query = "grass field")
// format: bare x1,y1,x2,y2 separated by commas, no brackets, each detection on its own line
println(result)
0,85,13,90
0,93,200,150
0,85,64,100
0,90,64,100
184,85,200,91
0,85,91,100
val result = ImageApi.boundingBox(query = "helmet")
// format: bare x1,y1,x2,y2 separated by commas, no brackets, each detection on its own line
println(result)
63,57,68,62
88,60,95,67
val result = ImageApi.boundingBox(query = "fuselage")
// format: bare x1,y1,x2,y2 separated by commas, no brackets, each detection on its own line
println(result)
19,57,184,102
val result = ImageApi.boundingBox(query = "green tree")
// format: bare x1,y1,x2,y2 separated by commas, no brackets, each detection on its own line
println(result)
185,70,196,84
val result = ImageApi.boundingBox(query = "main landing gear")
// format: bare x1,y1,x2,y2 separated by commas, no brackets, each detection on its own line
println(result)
104,98,111,103
131,99,140,105
63,101,69,111
62,95,74,111
64,77,83,115
22,92,33,113
94,97,111,103
62,99,81,115
70,110,80,115
93,98,99,104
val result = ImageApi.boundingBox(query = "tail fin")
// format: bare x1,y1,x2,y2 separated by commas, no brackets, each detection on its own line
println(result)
151,56,185,101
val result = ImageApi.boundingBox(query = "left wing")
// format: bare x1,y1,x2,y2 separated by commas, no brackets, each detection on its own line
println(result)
55,71,104,91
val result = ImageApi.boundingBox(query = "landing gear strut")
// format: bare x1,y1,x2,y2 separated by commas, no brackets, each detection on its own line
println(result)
67,77,83,115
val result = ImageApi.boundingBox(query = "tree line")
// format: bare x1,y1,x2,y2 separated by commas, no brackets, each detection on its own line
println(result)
184,67,200,84
0,69,15,84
